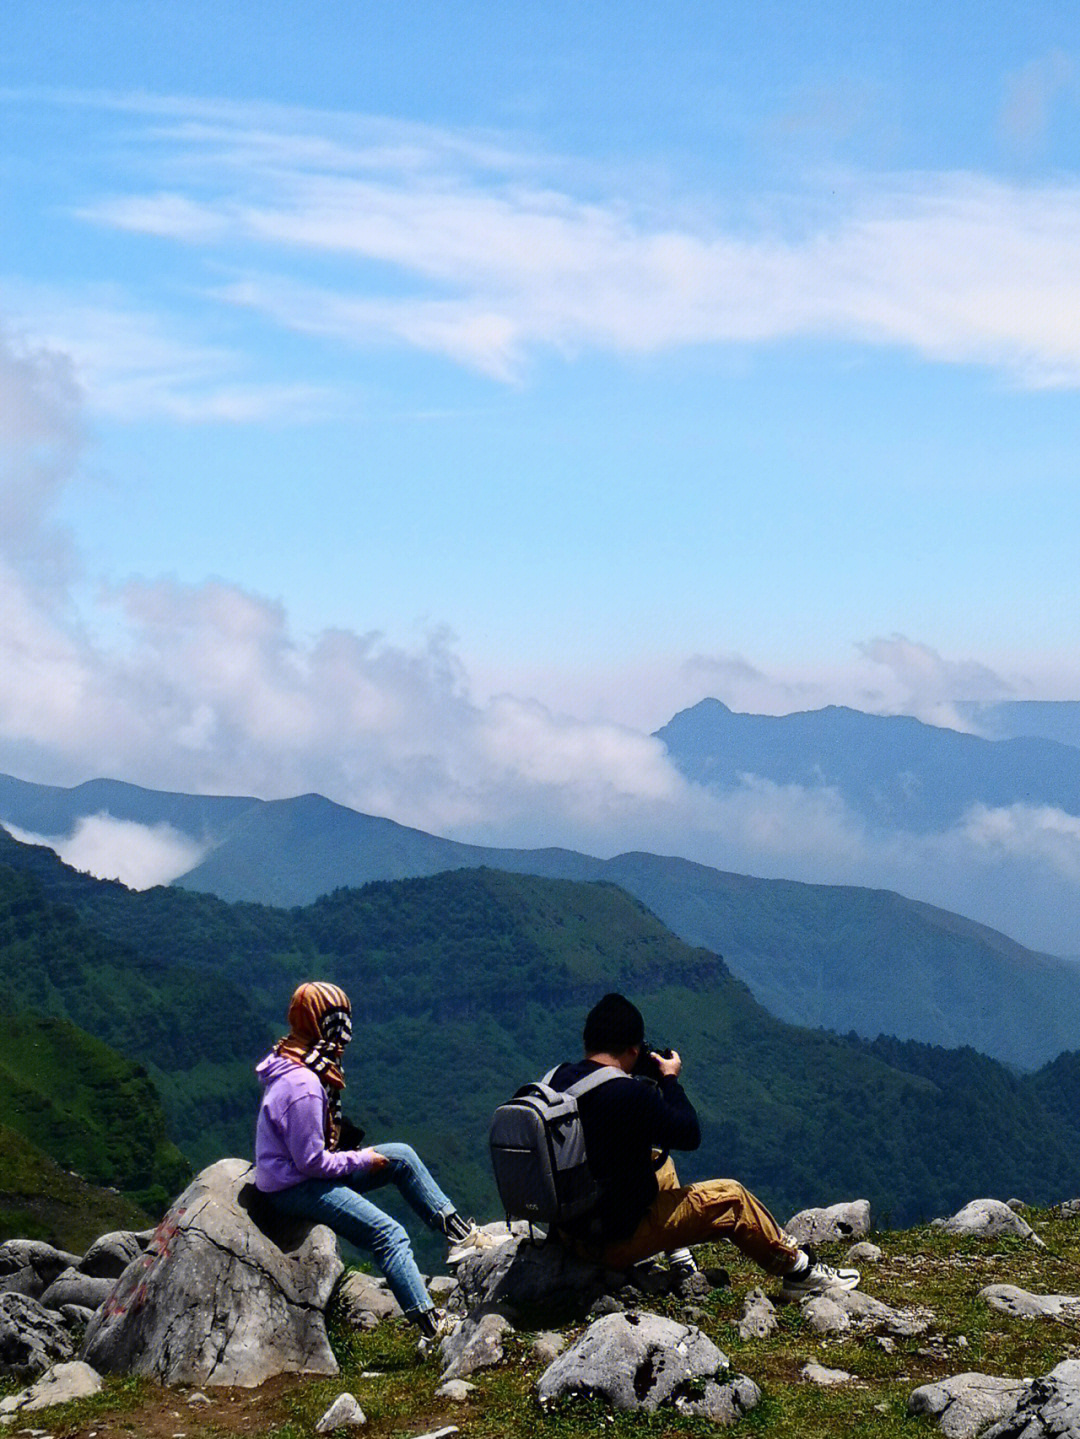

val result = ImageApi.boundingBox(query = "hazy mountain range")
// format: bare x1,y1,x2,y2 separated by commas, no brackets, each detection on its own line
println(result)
3,754,1080,1070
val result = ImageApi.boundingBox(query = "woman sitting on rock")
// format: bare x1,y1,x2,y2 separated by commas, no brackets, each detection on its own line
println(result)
254,980,487,1342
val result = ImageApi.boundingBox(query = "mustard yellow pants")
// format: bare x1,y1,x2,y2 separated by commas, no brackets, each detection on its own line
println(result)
599,1159,801,1276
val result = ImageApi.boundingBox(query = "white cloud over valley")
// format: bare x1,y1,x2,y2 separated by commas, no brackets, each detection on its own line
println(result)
6,815,207,890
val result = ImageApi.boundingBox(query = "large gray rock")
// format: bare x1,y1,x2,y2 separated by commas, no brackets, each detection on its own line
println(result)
785,1200,870,1246
78,1231,146,1280
980,1285,1080,1321
81,1158,343,1387
0,1294,74,1379
40,1267,117,1313
0,1359,102,1417
453,1233,618,1320
937,1200,1045,1247
337,1271,404,1330
537,1311,761,1423
0,1267,40,1300
982,1359,1080,1438
315,1393,367,1431
908,1373,1028,1439
439,1312,510,1380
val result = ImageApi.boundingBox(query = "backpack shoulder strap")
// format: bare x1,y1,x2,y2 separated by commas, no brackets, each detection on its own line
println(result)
564,1065,629,1099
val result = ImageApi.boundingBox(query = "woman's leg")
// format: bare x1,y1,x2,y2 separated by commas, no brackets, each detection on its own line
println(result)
265,1180,432,1318
350,1142,458,1231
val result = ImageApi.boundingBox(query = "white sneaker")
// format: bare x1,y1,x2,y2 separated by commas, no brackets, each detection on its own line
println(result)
446,1224,502,1265
781,1251,860,1297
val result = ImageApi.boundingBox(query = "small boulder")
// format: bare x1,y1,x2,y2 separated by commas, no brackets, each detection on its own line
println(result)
846,1241,882,1264
908,1373,1026,1439
435,1379,476,1401
0,1242,79,1298
785,1200,870,1246
337,1271,404,1329
40,1267,116,1313
532,1331,565,1364
802,1362,852,1386
537,1311,760,1422
0,1267,40,1300
78,1231,145,1279
81,1158,343,1387
0,1358,102,1417
315,1392,367,1431
439,1312,511,1380
737,1287,778,1341
0,1294,74,1379
980,1284,1080,1321
802,1295,851,1334
938,1200,1045,1247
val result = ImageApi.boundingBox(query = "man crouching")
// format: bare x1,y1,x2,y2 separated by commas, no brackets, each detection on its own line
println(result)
550,992,859,1296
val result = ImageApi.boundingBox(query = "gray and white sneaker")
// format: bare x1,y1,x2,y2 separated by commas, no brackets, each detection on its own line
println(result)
415,1306,459,1355
446,1224,503,1265
781,1249,860,1297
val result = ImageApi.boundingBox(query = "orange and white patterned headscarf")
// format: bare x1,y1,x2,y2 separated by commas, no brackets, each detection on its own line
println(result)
275,980,352,1092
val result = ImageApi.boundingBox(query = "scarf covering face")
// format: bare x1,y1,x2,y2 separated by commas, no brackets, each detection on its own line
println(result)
275,981,353,1146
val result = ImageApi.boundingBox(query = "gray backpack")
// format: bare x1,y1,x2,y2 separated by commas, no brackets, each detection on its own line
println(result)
488,1065,625,1227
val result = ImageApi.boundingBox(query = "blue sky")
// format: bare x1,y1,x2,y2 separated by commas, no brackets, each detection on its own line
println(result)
3,3,1080,942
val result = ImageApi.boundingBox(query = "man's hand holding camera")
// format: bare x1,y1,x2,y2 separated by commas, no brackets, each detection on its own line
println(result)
653,1048,681,1079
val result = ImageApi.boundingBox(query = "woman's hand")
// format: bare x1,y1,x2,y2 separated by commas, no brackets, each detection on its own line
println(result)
358,1147,390,1171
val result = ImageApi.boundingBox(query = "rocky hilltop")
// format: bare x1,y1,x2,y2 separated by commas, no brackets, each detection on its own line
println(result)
4,1163,1080,1439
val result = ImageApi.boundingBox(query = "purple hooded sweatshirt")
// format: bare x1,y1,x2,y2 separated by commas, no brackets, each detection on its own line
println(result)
254,1051,376,1192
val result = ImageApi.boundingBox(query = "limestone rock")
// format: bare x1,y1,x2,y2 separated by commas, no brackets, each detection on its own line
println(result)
0,1359,102,1417
737,1287,778,1340
453,1233,617,1319
435,1379,476,1401
980,1285,1080,1321
337,1271,404,1329
537,1311,760,1422
0,1294,74,1379
802,1361,852,1385
908,1373,1027,1439
799,1286,931,1338
982,1359,1080,1438
0,1268,40,1300
81,1158,343,1387
439,1312,511,1380
532,1331,566,1364
40,1268,116,1313
78,1232,146,1280
0,1242,79,1295
939,1200,1045,1247
802,1295,851,1334
785,1200,870,1245
57,1304,97,1329
428,1276,458,1301
846,1241,883,1264
315,1392,367,1431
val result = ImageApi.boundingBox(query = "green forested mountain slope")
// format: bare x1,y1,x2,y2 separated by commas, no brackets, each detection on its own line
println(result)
4,774,1079,1068
2,827,1080,1231
0,1013,190,1210
0,1124,153,1250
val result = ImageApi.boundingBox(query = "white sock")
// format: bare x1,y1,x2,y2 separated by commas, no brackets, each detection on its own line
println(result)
788,1249,810,1275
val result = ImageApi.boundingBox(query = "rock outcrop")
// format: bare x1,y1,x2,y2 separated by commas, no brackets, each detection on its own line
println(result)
980,1284,1080,1321
81,1158,343,1387
0,1294,75,1379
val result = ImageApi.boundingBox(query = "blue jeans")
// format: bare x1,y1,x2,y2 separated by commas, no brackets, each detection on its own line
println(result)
264,1142,454,1317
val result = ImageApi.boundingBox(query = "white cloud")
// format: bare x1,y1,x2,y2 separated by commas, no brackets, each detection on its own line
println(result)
6,815,207,889
31,90,1080,387
2,283,336,422
856,635,1015,730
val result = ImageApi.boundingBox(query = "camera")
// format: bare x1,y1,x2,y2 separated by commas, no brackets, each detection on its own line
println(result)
632,1044,674,1085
